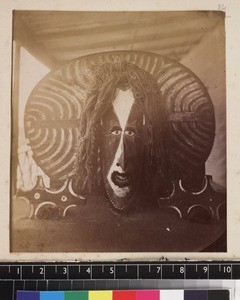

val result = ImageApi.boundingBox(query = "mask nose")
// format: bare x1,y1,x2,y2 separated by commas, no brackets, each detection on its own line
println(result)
116,138,127,171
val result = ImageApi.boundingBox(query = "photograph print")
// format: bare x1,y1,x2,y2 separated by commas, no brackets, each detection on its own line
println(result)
11,11,226,252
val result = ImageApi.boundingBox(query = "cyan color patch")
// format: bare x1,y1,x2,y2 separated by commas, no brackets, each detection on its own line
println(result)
40,291,64,300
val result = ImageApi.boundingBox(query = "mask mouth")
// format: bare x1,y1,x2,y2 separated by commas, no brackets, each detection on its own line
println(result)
111,171,130,188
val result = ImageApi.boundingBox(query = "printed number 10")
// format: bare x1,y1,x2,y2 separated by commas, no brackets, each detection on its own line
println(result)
223,266,231,273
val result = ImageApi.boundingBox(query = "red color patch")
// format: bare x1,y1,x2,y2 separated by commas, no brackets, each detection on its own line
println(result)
113,291,136,300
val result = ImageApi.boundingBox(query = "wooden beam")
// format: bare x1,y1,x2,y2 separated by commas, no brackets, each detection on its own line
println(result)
11,41,20,196
133,39,200,52
13,16,59,69
48,30,202,54
21,11,142,33
36,12,215,40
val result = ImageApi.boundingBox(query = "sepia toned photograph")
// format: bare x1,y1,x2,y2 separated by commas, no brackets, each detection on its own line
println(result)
10,10,226,253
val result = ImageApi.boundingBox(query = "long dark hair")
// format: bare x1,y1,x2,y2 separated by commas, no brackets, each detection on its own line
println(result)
74,61,170,194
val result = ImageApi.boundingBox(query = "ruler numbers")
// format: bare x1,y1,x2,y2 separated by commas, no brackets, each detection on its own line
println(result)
1,262,240,300
22,266,45,280
139,265,162,279
186,264,208,279
1,263,240,281
162,264,185,279
68,265,91,279
44,265,68,279
92,265,114,279
209,264,232,279
0,266,21,280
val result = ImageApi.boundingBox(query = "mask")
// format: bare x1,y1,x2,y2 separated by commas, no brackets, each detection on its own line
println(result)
101,89,144,211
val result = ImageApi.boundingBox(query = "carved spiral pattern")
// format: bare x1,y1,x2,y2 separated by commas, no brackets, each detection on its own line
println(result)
25,51,215,181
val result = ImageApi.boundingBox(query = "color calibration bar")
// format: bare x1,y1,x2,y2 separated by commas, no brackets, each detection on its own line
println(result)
17,290,229,300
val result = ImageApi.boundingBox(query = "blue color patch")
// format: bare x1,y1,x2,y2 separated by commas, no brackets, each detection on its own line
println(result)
17,291,40,300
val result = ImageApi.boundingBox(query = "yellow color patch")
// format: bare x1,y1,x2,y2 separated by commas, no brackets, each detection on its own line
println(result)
89,291,112,300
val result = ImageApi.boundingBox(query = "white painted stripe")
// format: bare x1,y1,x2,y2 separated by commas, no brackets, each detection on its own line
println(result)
106,89,135,198
113,89,134,130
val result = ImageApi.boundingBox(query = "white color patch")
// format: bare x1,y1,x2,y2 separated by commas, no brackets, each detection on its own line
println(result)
160,290,184,300
107,90,135,198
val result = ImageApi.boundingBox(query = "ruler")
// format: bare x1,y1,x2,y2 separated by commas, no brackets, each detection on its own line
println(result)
0,262,240,300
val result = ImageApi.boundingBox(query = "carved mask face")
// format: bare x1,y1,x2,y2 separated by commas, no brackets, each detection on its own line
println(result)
101,89,144,211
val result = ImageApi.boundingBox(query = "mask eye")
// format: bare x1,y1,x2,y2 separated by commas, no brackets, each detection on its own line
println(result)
125,129,135,136
111,127,122,135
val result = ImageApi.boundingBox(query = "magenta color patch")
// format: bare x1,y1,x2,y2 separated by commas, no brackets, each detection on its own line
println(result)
136,290,160,300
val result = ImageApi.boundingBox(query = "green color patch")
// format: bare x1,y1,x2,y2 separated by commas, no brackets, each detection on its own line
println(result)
64,291,88,300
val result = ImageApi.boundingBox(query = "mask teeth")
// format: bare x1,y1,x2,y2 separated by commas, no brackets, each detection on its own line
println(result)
143,115,145,125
